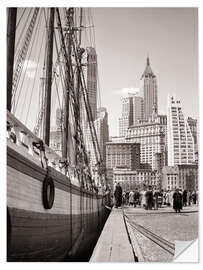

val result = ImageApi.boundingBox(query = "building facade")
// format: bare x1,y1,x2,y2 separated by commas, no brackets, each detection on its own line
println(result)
113,168,161,191
85,107,109,168
187,117,197,144
119,94,144,137
113,168,151,191
132,94,144,125
167,96,195,166
141,57,158,121
177,164,198,191
119,95,134,137
126,114,167,170
162,164,198,191
86,47,97,121
162,166,179,191
106,142,140,170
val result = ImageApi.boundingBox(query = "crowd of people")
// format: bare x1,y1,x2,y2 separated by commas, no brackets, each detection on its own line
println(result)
114,182,198,213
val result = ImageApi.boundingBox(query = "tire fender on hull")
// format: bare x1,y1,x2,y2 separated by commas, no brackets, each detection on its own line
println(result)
42,176,55,209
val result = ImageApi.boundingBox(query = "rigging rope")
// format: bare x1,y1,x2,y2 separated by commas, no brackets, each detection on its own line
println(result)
15,9,43,116
15,8,32,55
12,8,40,112
25,10,44,125
15,8,26,30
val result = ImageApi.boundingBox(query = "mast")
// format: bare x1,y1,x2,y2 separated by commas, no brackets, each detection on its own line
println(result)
43,8,55,146
7,8,17,112
75,8,84,164
61,8,74,160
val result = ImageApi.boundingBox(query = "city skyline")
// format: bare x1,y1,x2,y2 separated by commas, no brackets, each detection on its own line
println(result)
92,8,198,136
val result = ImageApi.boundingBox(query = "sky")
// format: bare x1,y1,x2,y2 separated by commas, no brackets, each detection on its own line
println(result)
91,8,198,136
7,7,199,137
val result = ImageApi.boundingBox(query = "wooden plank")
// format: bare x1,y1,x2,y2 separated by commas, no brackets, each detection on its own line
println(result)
90,208,135,262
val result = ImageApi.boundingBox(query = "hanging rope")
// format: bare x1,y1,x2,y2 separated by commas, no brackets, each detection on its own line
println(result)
14,10,43,118
14,8,33,54
20,10,44,124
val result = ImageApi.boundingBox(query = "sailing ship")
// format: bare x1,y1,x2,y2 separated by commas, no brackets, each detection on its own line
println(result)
7,7,111,261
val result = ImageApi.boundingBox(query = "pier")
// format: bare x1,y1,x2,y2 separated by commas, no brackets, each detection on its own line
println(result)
90,205,198,262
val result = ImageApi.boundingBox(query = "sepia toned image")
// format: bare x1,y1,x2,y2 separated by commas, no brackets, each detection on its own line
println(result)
6,7,198,262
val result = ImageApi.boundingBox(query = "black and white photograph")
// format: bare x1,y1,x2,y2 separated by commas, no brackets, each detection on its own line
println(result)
4,1,200,264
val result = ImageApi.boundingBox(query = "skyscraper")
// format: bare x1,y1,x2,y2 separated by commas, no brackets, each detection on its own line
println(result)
119,95,133,136
126,114,167,170
85,107,109,168
132,94,144,125
167,96,195,166
119,94,144,136
86,47,97,121
141,57,158,121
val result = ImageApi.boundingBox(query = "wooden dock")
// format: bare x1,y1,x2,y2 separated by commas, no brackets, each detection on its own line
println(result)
90,207,136,262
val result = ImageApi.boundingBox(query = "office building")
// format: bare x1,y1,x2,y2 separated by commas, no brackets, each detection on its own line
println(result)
86,47,97,121
126,114,167,170
106,142,140,170
119,93,144,137
141,57,158,121
167,96,195,166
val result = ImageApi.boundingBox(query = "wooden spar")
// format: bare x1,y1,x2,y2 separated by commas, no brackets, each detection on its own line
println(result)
75,8,83,164
61,8,73,160
7,8,17,112
43,8,55,146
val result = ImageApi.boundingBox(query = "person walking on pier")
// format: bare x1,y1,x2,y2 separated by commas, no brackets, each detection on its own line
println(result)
133,188,140,207
129,190,134,206
183,190,187,207
192,190,197,205
153,187,159,210
114,182,122,208
146,186,153,210
141,186,147,209
187,190,191,206
173,188,183,213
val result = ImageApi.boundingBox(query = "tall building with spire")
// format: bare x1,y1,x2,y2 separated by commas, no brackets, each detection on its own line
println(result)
141,57,158,121
167,96,195,166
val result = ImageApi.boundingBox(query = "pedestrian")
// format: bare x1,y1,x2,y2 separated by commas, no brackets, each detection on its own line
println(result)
183,190,187,207
187,190,191,206
170,189,175,208
133,188,140,207
141,186,147,209
166,190,170,206
129,190,134,206
146,186,153,210
125,191,129,206
114,182,122,208
163,190,167,205
158,190,163,208
153,187,159,210
173,188,183,213
192,190,197,205
122,191,126,205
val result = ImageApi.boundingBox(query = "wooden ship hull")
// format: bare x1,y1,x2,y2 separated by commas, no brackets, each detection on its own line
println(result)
7,143,109,261
7,8,111,261
7,112,110,262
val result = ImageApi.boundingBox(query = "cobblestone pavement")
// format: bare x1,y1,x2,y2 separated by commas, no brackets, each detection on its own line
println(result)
124,205,198,262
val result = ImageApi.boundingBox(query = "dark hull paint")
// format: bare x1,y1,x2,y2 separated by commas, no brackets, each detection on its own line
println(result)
8,207,109,262
7,145,110,261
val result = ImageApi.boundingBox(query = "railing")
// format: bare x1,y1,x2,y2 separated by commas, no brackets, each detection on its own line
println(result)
7,110,70,176
7,111,109,193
